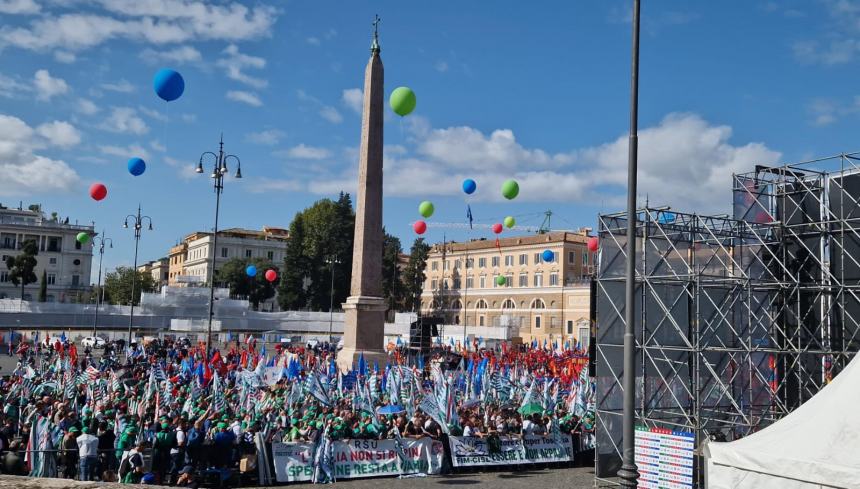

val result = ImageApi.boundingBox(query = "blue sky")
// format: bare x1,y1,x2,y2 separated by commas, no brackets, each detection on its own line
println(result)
0,0,858,281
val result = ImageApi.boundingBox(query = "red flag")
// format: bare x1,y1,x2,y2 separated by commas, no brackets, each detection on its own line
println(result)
69,344,78,365
240,350,248,369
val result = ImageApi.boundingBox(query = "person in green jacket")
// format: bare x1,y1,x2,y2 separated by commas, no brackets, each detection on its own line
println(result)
115,426,137,462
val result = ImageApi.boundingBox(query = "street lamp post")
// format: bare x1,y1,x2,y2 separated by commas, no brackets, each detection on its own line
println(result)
196,135,243,356
618,0,642,488
326,255,341,344
91,231,113,338
123,206,153,345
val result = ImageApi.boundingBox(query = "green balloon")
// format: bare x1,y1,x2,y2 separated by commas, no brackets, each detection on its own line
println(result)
390,87,416,116
419,200,434,218
504,216,516,228
495,275,506,286
76,232,90,244
501,179,519,200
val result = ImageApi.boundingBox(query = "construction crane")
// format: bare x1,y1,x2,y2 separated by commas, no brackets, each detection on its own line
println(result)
427,210,564,234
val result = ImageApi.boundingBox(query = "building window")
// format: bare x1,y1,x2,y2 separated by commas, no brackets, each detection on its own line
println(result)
48,237,61,252
492,256,500,267
479,315,485,326
518,273,528,287
579,326,591,349
466,277,473,289
549,273,558,286
75,240,82,250
221,247,228,258
431,279,437,290
505,274,513,287
432,261,438,271
71,275,80,286
0,272,8,283
534,273,543,287
47,273,56,285
531,298,546,309
466,258,473,269
443,279,449,290
73,259,80,266
569,251,575,264
1,235,15,249
519,254,527,265
505,255,514,266
502,299,515,309
245,249,252,258
453,278,461,289
444,260,449,271
267,251,274,260
534,316,542,329
583,251,589,266
49,257,57,265
534,252,541,264
454,259,461,269
567,320,574,335
478,257,486,268
476,299,488,309
493,275,500,288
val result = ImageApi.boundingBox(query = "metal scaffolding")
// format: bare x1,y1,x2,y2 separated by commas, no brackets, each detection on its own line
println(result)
595,153,860,487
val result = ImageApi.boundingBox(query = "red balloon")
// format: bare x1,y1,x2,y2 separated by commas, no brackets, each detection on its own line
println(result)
587,237,599,252
265,269,277,282
492,223,503,234
89,182,107,201
413,220,427,235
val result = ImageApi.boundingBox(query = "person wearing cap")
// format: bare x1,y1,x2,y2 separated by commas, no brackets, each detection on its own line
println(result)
152,421,176,483
213,422,235,468
62,427,80,479
76,426,99,481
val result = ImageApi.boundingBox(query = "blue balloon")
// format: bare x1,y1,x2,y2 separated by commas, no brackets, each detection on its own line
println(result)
245,265,257,277
462,178,477,195
542,249,554,262
153,68,185,102
127,157,146,176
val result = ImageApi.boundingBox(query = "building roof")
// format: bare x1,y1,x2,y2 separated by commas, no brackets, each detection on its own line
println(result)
429,231,591,254
182,227,290,243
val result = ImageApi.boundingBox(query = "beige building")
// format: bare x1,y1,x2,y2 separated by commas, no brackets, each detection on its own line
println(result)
137,257,168,287
167,242,187,285
420,230,594,346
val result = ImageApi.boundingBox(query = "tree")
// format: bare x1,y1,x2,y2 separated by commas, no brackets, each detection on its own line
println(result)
278,194,355,311
38,269,47,302
401,238,431,312
103,266,156,306
381,231,403,313
5,239,38,300
218,257,279,310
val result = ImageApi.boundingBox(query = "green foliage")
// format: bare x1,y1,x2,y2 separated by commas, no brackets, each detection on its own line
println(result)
38,269,47,302
102,266,156,306
401,238,431,312
381,231,403,312
5,239,38,299
218,257,279,310
278,193,355,311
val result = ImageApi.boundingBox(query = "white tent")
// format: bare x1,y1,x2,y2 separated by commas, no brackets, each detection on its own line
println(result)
704,353,860,489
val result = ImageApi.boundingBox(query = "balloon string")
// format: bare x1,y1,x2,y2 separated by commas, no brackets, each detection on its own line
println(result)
163,102,169,162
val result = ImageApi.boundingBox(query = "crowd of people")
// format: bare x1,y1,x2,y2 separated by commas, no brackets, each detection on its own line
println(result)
0,333,594,486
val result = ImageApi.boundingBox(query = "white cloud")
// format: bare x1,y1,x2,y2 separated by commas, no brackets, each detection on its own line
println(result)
806,96,860,126
245,129,284,145
150,140,166,152
0,0,39,15
319,106,343,124
226,90,261,107
139,45,202,64
138,105,167,122
36,121,81,147
0,73,29,98
342,88,363,114
99,143,149,160
297,112,781,213
0,2,279,52
76,98,99,115
53,51,76,63
0,114,80,196
99,107,149,134
279,144,331,160
100,79,135,93
434,61,449,73
305,36,320,46
180,113,196,123
216,44,267,88
33,69,68,101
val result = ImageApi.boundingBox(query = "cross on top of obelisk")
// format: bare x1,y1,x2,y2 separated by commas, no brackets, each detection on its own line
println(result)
371,14,381,53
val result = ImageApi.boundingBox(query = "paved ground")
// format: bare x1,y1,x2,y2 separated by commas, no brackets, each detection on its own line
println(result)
0,467,598,488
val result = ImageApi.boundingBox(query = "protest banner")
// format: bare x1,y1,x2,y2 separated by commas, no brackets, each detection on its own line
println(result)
272,438,442,482
448,434,574,467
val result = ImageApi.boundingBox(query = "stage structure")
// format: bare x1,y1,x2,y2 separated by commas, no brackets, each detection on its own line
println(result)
595,153,860,487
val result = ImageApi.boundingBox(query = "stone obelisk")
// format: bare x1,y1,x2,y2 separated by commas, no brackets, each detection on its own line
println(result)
337,16,388,371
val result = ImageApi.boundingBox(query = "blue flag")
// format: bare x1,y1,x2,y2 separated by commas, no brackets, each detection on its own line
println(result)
357,353,367,377
467,205,473,230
